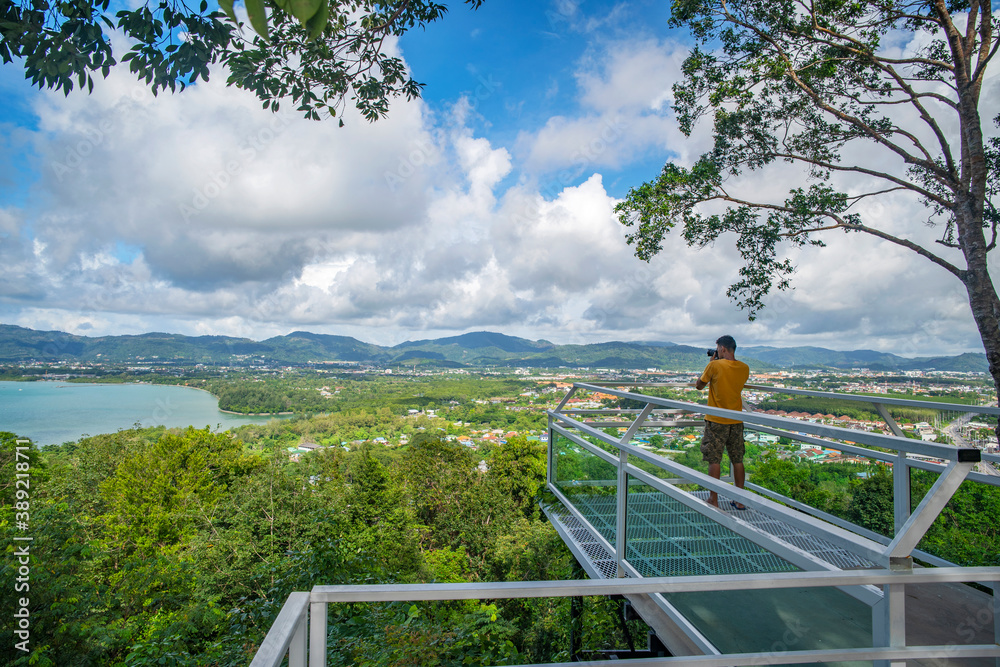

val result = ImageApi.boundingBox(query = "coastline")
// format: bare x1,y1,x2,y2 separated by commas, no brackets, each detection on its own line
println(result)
11,379,291,417
1,380,283,445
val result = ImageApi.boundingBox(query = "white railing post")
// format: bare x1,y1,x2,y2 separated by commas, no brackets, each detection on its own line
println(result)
616,403,654,577
993,583,999,667
616,446,628,577
289,608,307,667
248,592,310,667
547,413,555,488
309,599,327,667
874,401,912,534
893,451,910,535
875,581,907,667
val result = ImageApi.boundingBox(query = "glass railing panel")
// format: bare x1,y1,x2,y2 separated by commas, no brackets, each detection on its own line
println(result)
587,428,621,456
911,472,1000,567
552,430,618,547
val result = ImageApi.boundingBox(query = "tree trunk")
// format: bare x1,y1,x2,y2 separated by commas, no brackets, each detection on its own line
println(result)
962,267,1000,445
956,204,1000,445
951,5,998,443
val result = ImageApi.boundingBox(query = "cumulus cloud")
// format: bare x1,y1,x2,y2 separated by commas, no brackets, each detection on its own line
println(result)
0,9,995,358
517,38,689,176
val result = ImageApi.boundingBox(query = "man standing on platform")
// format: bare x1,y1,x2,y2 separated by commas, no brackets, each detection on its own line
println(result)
695,335,750,509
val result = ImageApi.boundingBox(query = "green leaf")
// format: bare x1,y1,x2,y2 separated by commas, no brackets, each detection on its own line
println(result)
244,0,269,40
304,0,328,41
288,0,322,24
218,0,237,23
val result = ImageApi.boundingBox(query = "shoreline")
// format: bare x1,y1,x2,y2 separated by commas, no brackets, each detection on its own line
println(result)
1,380,290,445
218,408,295,416
5,379,292,417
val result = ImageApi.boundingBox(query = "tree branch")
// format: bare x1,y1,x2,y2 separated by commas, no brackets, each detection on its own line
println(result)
698,189,965,278
843,90,958,110
722,6,955,183
369,0,413,33
970,3,997,94
770,151,954,207
844,186,911,204
849,220,965,278
794,7,961,177
933,0,971,84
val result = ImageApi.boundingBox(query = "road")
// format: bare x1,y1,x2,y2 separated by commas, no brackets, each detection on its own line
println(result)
944,413,1000,477
944,413,1000,476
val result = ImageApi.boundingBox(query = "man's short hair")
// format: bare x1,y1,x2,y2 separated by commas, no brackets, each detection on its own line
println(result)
716,335,737,351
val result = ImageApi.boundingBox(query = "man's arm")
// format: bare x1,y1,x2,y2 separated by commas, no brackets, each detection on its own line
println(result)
695,363,712,391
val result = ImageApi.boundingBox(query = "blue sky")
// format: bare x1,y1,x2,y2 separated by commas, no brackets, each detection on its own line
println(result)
0,0,996,355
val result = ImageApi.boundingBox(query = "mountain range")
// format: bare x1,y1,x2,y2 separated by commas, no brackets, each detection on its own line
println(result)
0,325,989,373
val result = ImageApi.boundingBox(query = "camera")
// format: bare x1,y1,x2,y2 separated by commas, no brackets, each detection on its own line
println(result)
706,349,716,357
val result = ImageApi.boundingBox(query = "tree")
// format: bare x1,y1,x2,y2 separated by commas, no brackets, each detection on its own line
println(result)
98,428,248,555
0,0,484,121
486,435,547,517
344,446,423,577
615,0,1000,441
847,465,895,536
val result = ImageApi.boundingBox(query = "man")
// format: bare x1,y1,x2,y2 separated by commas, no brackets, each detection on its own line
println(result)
695,335,750,509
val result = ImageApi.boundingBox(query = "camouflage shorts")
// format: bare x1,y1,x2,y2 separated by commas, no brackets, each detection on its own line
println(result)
700,420,745,465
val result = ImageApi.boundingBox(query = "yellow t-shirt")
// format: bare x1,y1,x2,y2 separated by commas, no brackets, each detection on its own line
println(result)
700,359,750,424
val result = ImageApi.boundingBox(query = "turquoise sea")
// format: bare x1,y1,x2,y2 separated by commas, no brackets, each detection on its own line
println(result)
0,381,283,445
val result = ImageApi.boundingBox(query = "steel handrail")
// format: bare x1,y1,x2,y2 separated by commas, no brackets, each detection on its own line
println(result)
570,382,982,462
252,568,1000,666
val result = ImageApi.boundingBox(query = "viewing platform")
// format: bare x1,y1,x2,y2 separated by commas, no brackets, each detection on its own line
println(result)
251,383,1000,666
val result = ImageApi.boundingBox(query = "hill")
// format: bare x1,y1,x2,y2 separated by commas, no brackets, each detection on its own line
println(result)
0,324,988,372
741,345,989,373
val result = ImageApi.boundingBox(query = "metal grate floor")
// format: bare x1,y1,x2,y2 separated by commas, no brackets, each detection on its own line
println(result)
713,495,876,570
546,488,874,580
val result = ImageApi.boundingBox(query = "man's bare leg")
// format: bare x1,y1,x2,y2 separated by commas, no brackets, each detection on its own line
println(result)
732,462,746,509
707,462,721,507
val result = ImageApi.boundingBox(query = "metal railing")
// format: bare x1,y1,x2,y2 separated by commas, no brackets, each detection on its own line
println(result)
251,383,1000,666
252,568,1000,667
543,382,1000,663
554,381,1000,539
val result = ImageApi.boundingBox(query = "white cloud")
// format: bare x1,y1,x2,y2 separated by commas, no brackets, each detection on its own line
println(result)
518,39,690,175
0,11,996,360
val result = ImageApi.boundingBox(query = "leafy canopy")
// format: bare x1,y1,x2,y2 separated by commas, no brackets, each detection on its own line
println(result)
1,0,485,121
616,0,998,316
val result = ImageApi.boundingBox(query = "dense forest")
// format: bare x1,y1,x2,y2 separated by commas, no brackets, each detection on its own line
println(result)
200,375,544,417
4,372,998,666
1,426,647,666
